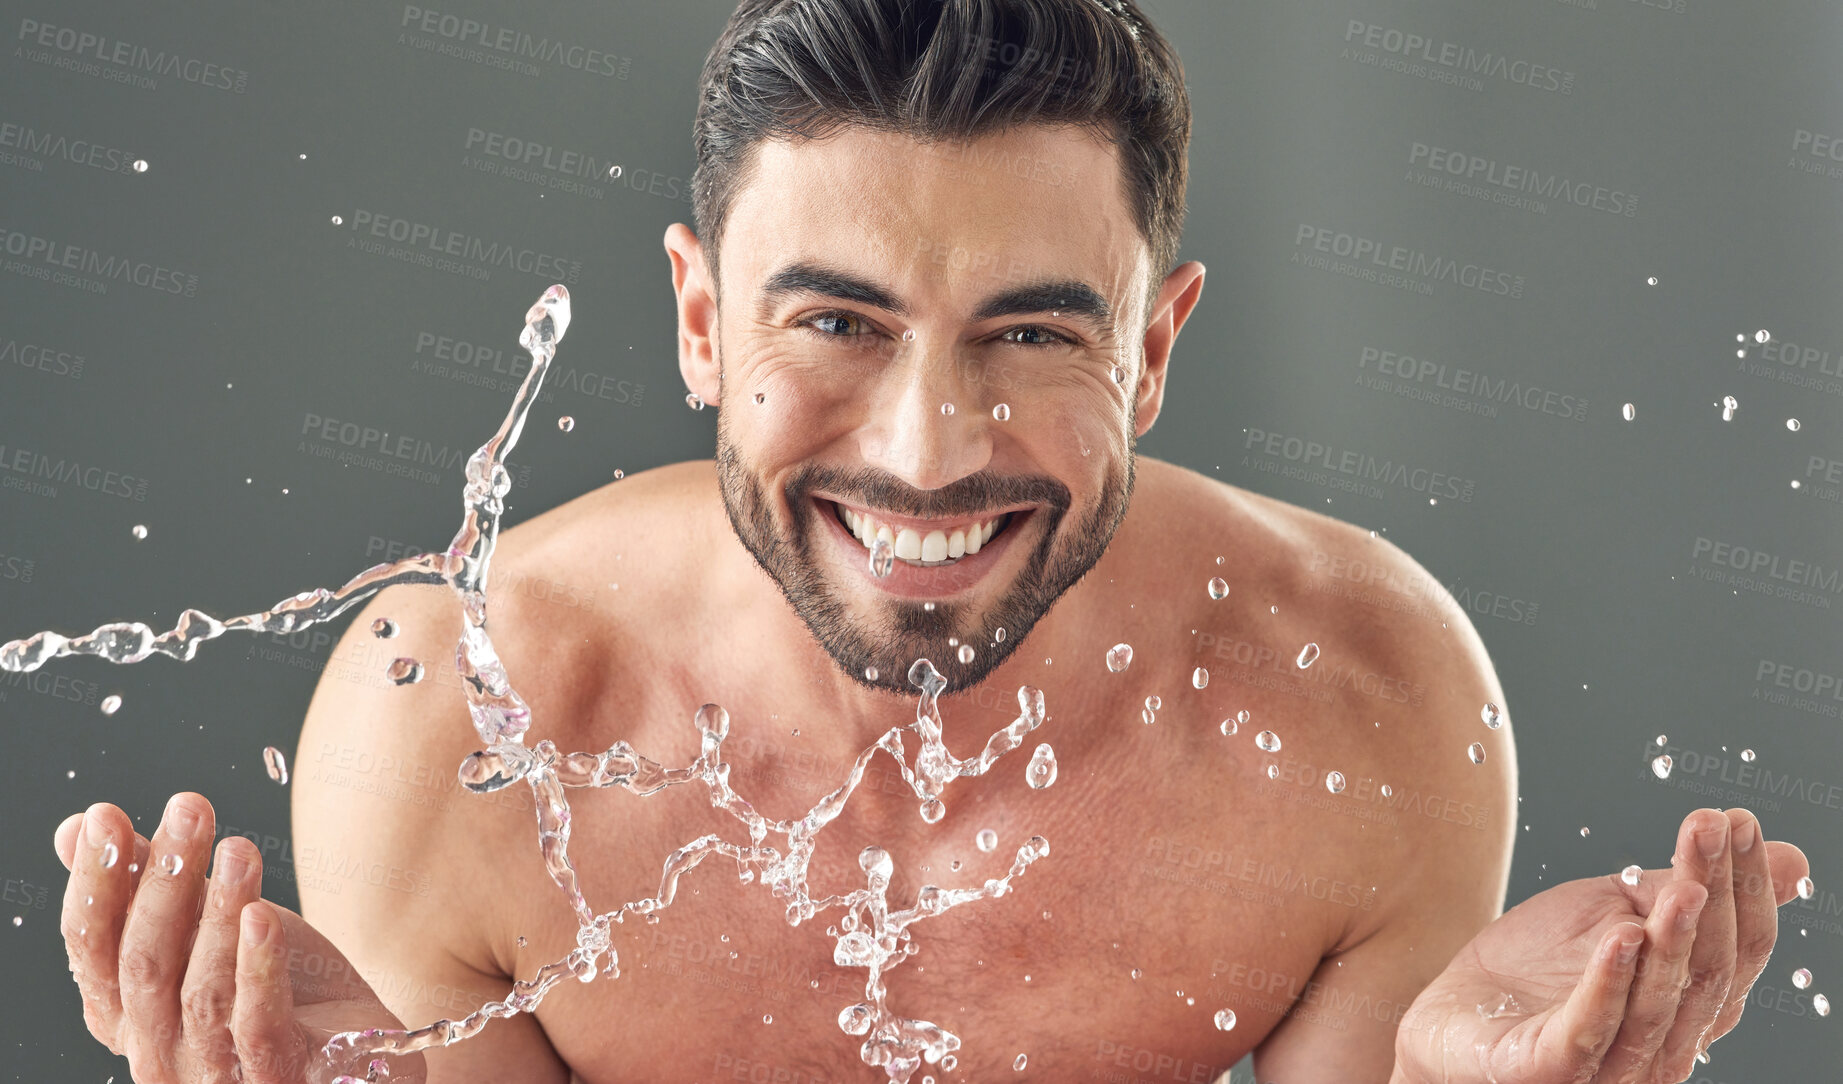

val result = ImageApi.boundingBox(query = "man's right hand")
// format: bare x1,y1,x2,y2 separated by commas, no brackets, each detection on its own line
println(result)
54,793,428,1083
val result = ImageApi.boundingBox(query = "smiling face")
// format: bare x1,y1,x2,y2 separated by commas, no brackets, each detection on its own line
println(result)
670,123,1194,696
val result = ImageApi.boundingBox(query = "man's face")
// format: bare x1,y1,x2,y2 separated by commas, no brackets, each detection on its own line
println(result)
700,124,1156,696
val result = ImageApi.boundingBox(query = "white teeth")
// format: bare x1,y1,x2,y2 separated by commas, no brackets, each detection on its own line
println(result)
921,530,948,562
965,522,982,554
835,501,1011,565
947,530,966,559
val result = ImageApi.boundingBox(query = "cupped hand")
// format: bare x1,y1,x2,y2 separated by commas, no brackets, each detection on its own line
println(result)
54,793,425,1083
1393,806,1810,1084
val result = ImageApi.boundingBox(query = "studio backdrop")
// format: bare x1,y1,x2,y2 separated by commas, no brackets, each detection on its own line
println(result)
1,0,1838,1080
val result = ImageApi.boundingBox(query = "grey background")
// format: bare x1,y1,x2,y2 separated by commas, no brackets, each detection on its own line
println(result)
1,0,1838,1079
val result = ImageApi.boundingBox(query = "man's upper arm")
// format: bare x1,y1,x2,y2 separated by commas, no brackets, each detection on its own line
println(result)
294,583,570,1082
1253,534,1519,1082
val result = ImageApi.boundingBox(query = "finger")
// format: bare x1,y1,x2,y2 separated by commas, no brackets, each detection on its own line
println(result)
234,901,310,1084
1534,922,1645,1078
1704,810,1781,1049
117,793,217,1076
181,836,264,1077
1654,809,1737,1078
1592,880,1707,1081
1766,839,1812,907
59,803,135,1053
55,812,83,870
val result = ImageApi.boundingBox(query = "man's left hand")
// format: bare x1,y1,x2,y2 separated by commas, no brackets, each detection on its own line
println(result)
1392,807,1811,1083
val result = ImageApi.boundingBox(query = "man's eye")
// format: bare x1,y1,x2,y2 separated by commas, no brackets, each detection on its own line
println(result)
999,325,1072,347
802,311,869,338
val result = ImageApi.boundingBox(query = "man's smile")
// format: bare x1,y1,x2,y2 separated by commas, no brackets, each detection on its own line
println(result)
810,495,1037,598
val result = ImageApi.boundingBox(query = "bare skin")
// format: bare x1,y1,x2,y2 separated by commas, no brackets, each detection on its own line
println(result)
54,123,1809,1083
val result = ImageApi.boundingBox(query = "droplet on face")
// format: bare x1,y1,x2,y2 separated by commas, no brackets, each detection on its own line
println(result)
957,644,975,664
1797,876,1816,900
1325,771,1346,794
1295,642,1320,669
902,328,916,342
864,666,879,681
557,415,574,432
1106,643,1133,672
1481,703,1504,729
1741,748,1755,762
386,657,424,685
992,403,1011,421
995,627,1006,642
1130,968,1142,980
1622,403,1636,421
158,853,184,876
1014,1054,1027,1071
371,617,398,639
1721,395,1738,421
922,601,935,612
752,391,765,405
130,524,148,540
976,829,998,853
1793,967,1813,989
100,695,122,716
1213,1009,1236,1031
685,391,704,411
1026,743,1058,789
1255,730,1281,753
1207,576,1229,600
1651,754,1673,780
1110,365,1126,385
940,403,954,416
1468,742,1486,765
869,537,894,579
99,842,119,869
1192,667,1209,690
263,746,290,785
1621,865,1642,887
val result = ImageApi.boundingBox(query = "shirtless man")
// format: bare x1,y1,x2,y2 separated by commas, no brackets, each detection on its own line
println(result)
50,1,1811,1081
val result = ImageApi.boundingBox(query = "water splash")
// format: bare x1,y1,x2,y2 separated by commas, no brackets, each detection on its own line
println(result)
2,286,1056,1083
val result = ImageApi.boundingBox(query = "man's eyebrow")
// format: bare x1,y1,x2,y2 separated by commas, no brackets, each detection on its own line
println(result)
755,261,1114,329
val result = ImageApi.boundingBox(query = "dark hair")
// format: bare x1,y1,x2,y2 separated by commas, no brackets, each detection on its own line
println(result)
691,0,1191,324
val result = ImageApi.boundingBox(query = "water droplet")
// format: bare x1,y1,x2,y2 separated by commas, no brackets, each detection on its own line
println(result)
902,328,917,342
612,469,625,480
158,853,184,876
331,215,343,225
516,935,527,947
1106,643,1133,672
1651,754,1673,780
1269,605,1279,615
1255,730,1281,753
557,415,574,432
921,799,946,824
1622,403,1636,422
922,601,936,612
1721,395,1738,421
1026,743,1058,789
263,746,289,785
1130,968,1143,980
957,644,975,664
1468,743,1486,764
1325,771,1346,794
1815,993,1831,1017
99,695,122,716
1208,577,1229,600
1756,329,1772,344
1296,642,1320,668
1797,876,1815,900
869,537,894,579
1219,715,1238,736
1580,826,1592,838
371,617,398,638
1646,276,1658,286
864,666,879,681
1144,694,1162,713
974,829,998,855
1481,703,1504,729
130,524,148,540
940,402,955,416
1380,783,1393,798
1787,418,1801,432
10,916,19,927
1014,1054,1027,1071
99,842,118,869
1192,667,1209,689
606,164,623,179
1621,865,1642,887
1793,967,1813,989
941,1055,958,1071
1655,734,1667,746
752,391,765,405
685,391,704,410
1213,1009,1237,1031
386,657,424,685
1266,763,1279,780
995,627,1006,642
763,1013,773,1024
1741,748,1755,762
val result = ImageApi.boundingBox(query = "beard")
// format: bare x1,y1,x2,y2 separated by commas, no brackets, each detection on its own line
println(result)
713,405,1136,698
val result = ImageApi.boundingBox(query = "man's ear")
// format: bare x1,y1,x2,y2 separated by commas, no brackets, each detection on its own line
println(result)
1133,260,1206,439
665,222,722,407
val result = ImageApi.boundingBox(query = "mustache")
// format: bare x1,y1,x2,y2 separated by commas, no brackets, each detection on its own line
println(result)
786,464,1072,520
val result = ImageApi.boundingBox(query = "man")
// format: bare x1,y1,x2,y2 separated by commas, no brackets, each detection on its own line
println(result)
53,1,1811,1081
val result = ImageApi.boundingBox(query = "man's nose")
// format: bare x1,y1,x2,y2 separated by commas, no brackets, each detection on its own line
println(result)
861,349,993,491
